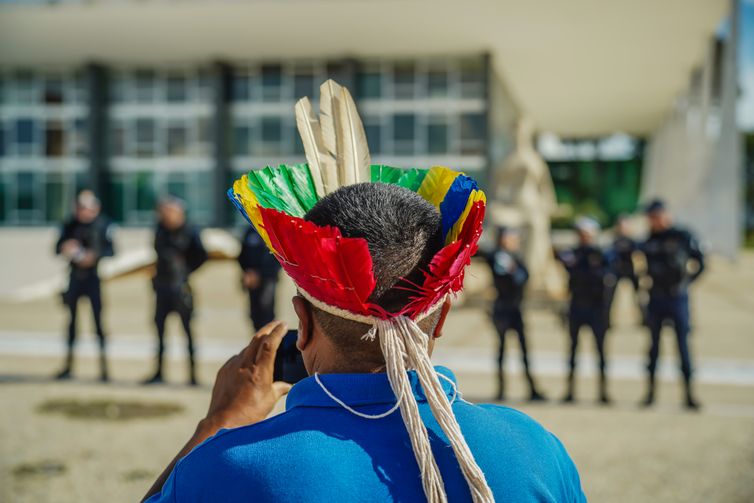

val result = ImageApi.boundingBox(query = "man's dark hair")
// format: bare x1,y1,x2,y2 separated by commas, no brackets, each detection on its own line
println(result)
304,182,444,368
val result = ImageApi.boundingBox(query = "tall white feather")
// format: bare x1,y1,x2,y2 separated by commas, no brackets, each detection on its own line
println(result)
335,86,371,185
318,80,342,194
294,97,327,198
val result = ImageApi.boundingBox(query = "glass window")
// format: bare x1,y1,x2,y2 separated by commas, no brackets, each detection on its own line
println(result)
0,175,6,222
460,112,486,155
16,118,35,144
17,171,35,211
134,118,156,157
293,125,305,155
70,118,87,157
459,58,485,98
257,117,283,156
364,123,382,155
166,172,188,201
261,64,282,101
393,114,415,155
107,176,126,222
233,73,251,101
393,62,415,99
166,74,188,102
358,72,382,99
167,123,189,156
234,124,253,156
13,72,36,104
111,120,126,157
294,73,315,100
44,78,65,105
15,119,36,156
45,173,67,222
427,122,449,154
134,171,155,212
45,120,65,158
197,117,211,147
134,70,156,103
261,116,282,142
427,69,448,97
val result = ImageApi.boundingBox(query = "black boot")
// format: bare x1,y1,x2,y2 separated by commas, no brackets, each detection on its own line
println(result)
683,377,700,411
143,358,164,385
99,344,109,383
55,350,74,380
188,356,198,387
495,369,505,401
526,372,546,402
562,373,575,403
598,374,611,405
641,376,655,407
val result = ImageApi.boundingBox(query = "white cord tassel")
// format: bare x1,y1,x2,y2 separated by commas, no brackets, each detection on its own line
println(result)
377,318,447,503
378,317,495,503
398,317,494,503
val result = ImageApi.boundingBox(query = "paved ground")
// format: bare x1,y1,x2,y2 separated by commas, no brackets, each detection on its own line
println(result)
1,243,753,502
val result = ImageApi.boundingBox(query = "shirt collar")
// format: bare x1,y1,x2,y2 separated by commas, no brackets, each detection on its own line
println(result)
286,366,458,411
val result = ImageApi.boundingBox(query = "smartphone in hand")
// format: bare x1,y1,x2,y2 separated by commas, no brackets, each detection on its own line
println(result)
273,330,309,385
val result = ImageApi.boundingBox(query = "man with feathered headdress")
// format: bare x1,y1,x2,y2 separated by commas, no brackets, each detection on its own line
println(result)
143,81,585,503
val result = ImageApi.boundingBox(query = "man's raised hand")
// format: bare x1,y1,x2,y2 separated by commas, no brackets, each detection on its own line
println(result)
204,320,292,431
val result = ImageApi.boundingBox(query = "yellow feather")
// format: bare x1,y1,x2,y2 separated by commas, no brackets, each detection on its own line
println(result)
445,189,487,244
417,166,461,208
233,175,272,249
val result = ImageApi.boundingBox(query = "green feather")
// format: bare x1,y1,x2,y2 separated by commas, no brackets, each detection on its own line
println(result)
247,166,307,217
370,165,427,192
288,163,319,212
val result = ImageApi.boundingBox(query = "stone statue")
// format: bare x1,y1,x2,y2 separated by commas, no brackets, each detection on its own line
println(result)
490,117,559,292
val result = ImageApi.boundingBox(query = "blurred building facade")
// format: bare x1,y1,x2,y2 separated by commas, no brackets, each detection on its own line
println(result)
0,57,499,226
0,0,733,241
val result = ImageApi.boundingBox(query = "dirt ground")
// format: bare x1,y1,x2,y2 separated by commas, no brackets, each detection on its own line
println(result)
1,251,753,502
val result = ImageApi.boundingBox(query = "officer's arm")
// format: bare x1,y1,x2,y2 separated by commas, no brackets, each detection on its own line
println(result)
688,234,705,282
55,223,70,255
513,259,529,285
100,222,115,258
187,229,208,273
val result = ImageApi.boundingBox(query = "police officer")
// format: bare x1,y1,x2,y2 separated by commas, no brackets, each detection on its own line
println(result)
238,226,281,332
485,226,545,402
144,197,207,386
55,190,114,381
640,199,705,410
605,215,641,327
556,217,614,404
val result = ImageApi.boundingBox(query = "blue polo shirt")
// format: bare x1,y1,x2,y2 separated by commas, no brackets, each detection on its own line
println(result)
147,367,585,502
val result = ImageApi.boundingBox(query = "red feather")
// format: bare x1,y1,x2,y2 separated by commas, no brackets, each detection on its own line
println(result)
255,202,484,321
399,201,486,317
258,207,383,317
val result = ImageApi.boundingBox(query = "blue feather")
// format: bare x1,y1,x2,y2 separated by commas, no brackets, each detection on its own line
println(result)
227,188,252,224
439,175,478,240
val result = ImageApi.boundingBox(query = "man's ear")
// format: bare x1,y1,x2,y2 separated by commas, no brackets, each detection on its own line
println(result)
292,295,313,351
432,298,452,339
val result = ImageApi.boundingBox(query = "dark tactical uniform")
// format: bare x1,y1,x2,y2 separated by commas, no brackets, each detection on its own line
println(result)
557,245,614,403
604,235,640,327
238,227,281,332
486,249,544,401
149,222,207,384
55,215,114,380
641,227,704,407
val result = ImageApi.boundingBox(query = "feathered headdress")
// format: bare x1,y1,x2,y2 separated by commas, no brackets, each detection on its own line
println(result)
228,80,493,503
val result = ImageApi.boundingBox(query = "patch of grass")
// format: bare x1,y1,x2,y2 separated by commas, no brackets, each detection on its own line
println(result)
13,460,66,479
37,398,184,421
122,468,155,482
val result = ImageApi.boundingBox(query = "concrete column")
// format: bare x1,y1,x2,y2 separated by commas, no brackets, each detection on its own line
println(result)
211,62,232,227
85,63,110,211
